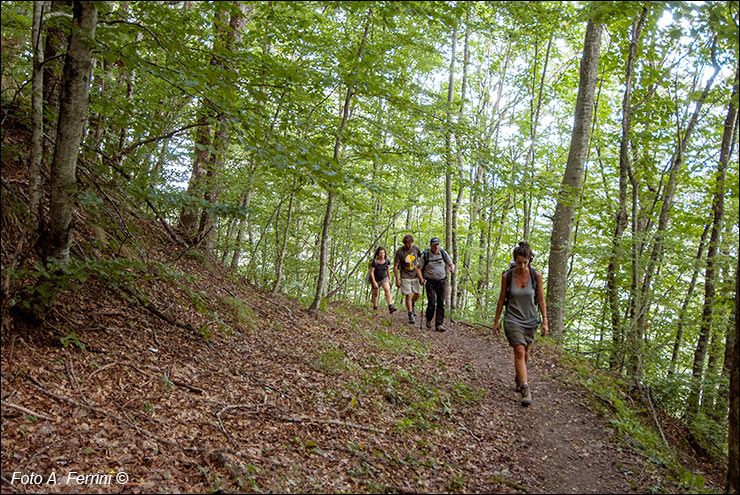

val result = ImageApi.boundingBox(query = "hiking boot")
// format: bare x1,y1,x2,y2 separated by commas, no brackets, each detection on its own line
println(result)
408,312,415,324
426,319,432,329
515,380,522,393
388,304,397,314
373,305,378,310
436,325,447,332
520,383,532,406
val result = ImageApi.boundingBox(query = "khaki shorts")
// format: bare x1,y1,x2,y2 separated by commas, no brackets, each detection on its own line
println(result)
504,322,537,347
399,278,421,295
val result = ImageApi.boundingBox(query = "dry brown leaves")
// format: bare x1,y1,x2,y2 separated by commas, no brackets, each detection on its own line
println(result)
0,217,725,494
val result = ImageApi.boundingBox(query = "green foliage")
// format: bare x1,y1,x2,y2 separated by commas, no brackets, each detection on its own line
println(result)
221,295,256,332
450,381,484,404
315,344,355,375
9,257,143,316
162,372,174,391
59,333,86,352
678,470,707,493
361,328,430,356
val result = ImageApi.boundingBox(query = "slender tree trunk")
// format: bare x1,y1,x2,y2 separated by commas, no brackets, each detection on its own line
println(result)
451,14,470,311
686,67,736,419
309,10,371,312
444,21,457,310
607,8,646,370
42,0,70,161
151,136,170,178
230,190,249,271
522,36,552,241
272,177,297,294
546,20,602,339
46,1,97,263
668,222,711,376
196,4,249,253
722,263,739,413
29,1,46,233
628,50,719,378
221,192,246,264
727,258,739,494
703,319,725,418
178,111,212,239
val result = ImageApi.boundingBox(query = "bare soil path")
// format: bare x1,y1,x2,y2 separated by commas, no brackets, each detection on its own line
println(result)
388,308,662,493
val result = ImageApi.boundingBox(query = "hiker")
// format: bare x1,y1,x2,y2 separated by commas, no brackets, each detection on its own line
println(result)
393,234,424,324
492,241,549,406
369,247,397,314
419,237,455,332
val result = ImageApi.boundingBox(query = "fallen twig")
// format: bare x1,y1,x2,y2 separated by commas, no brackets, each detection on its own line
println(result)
384,485,419,494
120,286,197,334
253,290,294,319
27,375,179,447
215,404,259,449
451,318,495,332
258,413,386,435
64,359,89,405
1,400,55,422
0,473,22,493
171,378,204,394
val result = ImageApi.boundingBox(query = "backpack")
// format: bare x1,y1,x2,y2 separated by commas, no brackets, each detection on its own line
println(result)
365,259,374,284
421,248,450,277
504,266,539,311
421,248,450,265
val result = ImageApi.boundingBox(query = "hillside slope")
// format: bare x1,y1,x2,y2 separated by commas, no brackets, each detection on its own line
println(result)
0,117,724,493
0,208,723,494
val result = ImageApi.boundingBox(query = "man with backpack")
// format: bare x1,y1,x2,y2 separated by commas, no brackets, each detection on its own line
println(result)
394,234,424,324
492,242,549,406
419,237,455,332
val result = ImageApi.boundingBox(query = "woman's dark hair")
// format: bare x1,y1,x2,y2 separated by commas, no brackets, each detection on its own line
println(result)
513,241,534,262
374,246,387,259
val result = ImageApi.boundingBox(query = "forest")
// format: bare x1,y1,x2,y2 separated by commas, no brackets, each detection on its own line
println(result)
1,0,739,493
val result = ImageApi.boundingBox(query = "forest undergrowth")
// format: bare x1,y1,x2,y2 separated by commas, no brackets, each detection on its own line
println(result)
0,164,728,494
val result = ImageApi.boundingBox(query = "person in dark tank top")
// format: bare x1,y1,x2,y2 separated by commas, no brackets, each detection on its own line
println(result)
369,247,397,314
492,242,549,406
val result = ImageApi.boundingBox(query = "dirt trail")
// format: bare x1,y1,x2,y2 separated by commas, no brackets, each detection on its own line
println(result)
392,310,657,493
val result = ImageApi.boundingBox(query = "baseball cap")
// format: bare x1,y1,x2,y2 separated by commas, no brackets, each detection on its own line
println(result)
430,237,440,245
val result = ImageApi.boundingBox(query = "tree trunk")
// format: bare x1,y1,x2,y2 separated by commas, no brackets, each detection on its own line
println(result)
451,14,470,311
195,4,249,252
607,8,646,370
42,1,71,160
444,21,457,309
272,177,297,294
29,1,46,234
522,36,552,241
668,222,710,376
727,258,739,494
627,53,719,378
46,1,97,263
686,66,736,419
179,4,249,242
309,9,371,312
178,111,212,239
722,263,738,406
545,20,602,339
221,192,246,264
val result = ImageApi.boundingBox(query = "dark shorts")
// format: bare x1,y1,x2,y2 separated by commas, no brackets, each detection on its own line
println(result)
504,322,537,347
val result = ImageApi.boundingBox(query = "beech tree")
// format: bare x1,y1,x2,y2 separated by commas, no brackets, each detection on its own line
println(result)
546,19,602,339
46,0,97,263
2,0,736,465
